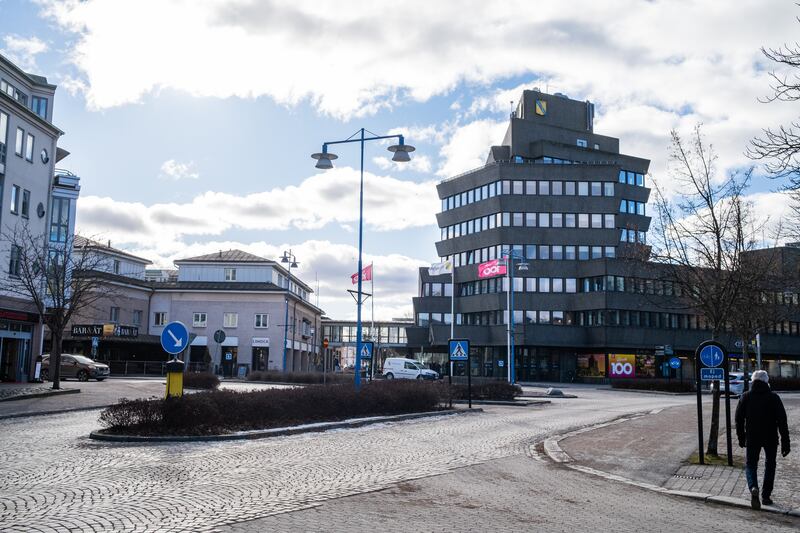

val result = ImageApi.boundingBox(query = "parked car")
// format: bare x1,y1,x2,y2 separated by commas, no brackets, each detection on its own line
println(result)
40,354,110,381
720,371,745,395
383,358,439,380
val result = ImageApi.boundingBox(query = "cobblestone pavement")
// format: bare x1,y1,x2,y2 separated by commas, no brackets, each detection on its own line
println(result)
0,383,67,401
221,453,799,532
1,389,694,532
560,394,799,511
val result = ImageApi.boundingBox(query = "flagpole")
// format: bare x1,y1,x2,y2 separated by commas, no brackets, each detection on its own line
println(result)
371,262,375,380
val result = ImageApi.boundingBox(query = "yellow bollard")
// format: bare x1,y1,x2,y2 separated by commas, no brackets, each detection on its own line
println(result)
165,358,185,398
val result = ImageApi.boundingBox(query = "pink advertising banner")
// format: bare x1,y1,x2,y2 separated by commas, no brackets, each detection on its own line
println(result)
478,259,507,279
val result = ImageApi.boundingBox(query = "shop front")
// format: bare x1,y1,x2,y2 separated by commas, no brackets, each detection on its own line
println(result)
251,337,269,372
0,309,39,382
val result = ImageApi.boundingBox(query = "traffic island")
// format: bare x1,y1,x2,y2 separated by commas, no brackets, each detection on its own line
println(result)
0,385,80,402
90,380,458,441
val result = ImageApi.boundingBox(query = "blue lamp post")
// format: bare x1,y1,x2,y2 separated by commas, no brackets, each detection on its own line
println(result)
501,248,528,383
312,129,415,389
280,249,298,373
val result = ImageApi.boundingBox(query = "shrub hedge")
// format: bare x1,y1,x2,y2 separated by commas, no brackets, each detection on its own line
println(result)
769,377,800,391
183,372,220,390
611,379,695,393
450,381,522,401
99,380,446,436
246,371,352,384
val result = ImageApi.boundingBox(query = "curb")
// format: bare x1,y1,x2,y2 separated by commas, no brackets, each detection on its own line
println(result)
0,388,81,402
539,414,800,518
0,404,111,421
89,408,483,443
452,399,550,407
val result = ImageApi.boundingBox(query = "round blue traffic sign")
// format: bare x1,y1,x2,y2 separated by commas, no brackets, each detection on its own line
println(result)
699,345,724,368
160,321,189,355
669,357,681,369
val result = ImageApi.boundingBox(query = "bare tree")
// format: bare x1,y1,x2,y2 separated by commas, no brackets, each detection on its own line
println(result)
748,42,800,187
0,226,112,389
649,125,769,456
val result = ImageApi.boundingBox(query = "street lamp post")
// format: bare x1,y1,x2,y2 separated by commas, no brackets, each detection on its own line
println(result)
501,248,528,384
312,129,415,390
280,250,298,373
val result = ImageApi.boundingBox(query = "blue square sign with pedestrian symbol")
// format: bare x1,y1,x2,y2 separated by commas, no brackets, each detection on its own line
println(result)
449,339,469,361
360,342,373,360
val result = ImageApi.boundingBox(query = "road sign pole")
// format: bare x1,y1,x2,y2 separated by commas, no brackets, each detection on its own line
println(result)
723,352,733,466
694,345,705,466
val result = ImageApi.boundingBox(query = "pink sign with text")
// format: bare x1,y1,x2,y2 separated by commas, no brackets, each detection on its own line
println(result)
478,259,507,279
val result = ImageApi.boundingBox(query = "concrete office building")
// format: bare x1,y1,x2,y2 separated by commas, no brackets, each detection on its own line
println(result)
320,317,414,372
0,53,80,382
407,89,800,382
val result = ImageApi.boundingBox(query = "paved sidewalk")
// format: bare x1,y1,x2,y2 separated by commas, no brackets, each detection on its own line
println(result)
559,395,800,513
0,383,74,401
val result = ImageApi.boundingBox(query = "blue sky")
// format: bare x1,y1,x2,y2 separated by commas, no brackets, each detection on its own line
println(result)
2,0,798,319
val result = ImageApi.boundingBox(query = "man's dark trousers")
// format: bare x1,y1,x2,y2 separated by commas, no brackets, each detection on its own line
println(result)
745,441,777,499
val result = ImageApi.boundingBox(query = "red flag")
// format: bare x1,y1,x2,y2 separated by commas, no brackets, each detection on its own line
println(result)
351,264,373,284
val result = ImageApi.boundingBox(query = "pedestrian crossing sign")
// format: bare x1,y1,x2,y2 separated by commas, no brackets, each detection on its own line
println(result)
360,341,374,360
449,339,469,361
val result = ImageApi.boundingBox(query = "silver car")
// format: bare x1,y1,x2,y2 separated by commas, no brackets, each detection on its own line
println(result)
720,371,745,395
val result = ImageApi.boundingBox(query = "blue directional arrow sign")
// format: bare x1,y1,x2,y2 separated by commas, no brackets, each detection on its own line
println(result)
669,357,682,369
360,341,374,360
449,339,469,361
700,367,725,381
699,344,724,368
160,321,189,355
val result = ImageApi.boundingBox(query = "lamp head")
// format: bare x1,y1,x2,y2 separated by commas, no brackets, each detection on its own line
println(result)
290,261,298,268
311,148,338,170
388,141,415,163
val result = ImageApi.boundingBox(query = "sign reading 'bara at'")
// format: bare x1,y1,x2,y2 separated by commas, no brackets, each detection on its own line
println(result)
478,259,507,279
71,324,138,338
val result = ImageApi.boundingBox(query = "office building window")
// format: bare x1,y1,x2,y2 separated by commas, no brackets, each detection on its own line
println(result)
605,246,616,258
604,214,615,228
592,246,603,259
31,96,48,119
552,181,563,195
538,181,550,195
49,197,70,242
15,127,23,156
538,213,549,227
565,246,576,260
578,182,589,196
223,312,238,328
224,267,236,281
539,278,551,293
552,245,563,260
0,111,7,168
578,213,589,228
25,133,33,161
591,214,602,228
579,246,590,260
133,310,143,326
552,213,563,227
21,189,30,218
10,185,20,214
8,245,21,277
513,212,524,226
525,213,536,227
254,313,269,328
539,246,550,260
193,312,208,327
110,307,120,323
565,213,576,228
604,182,614,196
154,312,167,326
577,139,588,147
513,180,524,194
591,182,602,196
525,180,536,195
564,181,576,195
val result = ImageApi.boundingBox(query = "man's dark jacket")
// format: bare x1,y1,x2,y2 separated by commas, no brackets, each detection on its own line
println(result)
735,380,790,447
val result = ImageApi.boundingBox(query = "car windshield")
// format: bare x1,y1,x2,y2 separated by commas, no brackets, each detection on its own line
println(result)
72,355,96,364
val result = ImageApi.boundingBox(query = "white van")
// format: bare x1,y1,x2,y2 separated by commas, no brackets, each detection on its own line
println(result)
383,358,439,380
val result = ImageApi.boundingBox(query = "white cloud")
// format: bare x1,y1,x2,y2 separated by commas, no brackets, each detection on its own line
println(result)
1,35,48,71
372,154,432,174
437,119,508,177
76,167,439,247
118,238,426,320
159,159,199,180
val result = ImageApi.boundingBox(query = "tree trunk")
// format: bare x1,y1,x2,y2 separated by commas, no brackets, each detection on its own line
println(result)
706,380,721,456
51,331,62,390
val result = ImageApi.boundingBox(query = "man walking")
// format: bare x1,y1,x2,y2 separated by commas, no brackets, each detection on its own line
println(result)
735,370,790,510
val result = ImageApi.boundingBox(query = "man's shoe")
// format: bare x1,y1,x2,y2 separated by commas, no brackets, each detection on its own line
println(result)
750,488,761,510
762,495,773,506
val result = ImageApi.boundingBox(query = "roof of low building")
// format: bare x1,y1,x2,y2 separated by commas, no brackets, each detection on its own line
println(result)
74,236,152,265
175,249,273,263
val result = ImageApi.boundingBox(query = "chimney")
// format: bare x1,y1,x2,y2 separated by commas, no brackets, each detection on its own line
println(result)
219,250,222,258
107,240,111,248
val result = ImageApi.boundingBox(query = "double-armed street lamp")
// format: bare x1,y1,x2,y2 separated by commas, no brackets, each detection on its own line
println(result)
501,248,529,383
311,129,415,389
280,249,298,373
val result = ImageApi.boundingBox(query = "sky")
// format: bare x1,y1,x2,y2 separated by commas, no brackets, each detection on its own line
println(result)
1,0,798,320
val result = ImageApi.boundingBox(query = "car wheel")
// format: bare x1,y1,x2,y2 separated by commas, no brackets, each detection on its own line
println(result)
386,373,394,379
96,378,106,382
77,370,89,382
416,375,423,380
41,369,49,381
